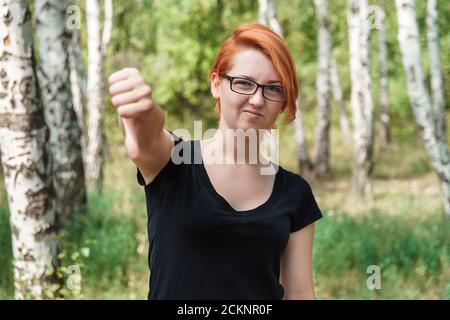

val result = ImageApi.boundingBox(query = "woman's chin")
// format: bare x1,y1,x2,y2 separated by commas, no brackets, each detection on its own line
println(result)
236,123,261,132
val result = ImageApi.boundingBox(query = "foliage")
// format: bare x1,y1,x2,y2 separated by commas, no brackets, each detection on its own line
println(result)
0,192,141,299
314,209,450,299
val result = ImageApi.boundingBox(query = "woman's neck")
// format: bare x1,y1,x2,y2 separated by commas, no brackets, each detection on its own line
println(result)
202,127,272,168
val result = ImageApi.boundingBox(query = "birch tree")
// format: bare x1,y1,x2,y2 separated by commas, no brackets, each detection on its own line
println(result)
258,0,283,36
69,27,86,139
67,3,87,155
347,0,375,197
396,0,450,217
102,0,112,59
312,0,332,178
85,0,112,191
426,0,445,137
376,5,390,148
0,0,60,299
35,0,86,225
294,100,314,175
330,57,351,142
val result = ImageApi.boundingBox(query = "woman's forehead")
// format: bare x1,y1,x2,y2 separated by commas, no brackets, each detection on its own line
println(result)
227,49,281,82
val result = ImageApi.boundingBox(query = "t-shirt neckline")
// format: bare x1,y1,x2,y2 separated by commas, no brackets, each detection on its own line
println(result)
194,139,281,215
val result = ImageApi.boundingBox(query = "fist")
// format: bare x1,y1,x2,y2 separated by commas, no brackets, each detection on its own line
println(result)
108,67,155,118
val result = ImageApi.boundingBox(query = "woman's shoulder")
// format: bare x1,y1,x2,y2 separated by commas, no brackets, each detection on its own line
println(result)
277,165,323,229
277,165,314,193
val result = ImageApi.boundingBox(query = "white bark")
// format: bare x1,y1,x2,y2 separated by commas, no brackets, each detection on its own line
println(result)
68,26,87,152
396,0,450,217
86,0,104,191
258,0,268,24
294,99,313,175
330,57,351,142
313,0,332,178
347,0,375,197
258,0,283,36
0,0,59,299
426,0,445,137
102,0,112,58
377,5,390,148
35,0,86,225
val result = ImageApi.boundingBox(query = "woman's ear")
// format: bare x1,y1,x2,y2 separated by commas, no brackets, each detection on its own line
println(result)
210,72,221,99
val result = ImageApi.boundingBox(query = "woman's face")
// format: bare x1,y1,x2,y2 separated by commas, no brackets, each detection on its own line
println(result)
210,48,284,131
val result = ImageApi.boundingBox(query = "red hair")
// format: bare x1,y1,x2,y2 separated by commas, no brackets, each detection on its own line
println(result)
209,22,298,128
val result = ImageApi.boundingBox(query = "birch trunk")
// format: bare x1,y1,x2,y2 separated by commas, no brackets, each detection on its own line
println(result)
68,26,87,157
347,0,375,197
426,0,445,137
396,0,450,217
85,0,104,191
102,0,112,58
35,0,86,225
330,57,351,142
258,0,283,36
313,0,332,178
294,99,313,176
377,6,390,148
258,0,268,24
0,0,59,299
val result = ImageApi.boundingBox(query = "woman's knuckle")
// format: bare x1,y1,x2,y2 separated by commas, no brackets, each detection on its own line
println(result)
111,96,119,107
117,107,126,117
141,85,151,96
141,98,153,110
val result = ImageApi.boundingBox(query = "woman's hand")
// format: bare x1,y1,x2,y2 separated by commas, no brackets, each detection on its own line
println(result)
107,67,173,185
108,67,155,119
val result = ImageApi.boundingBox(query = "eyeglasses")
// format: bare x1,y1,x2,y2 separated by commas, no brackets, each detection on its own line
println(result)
222,74,286,103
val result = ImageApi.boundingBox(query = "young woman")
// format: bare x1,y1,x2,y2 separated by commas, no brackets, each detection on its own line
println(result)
108,22,323,300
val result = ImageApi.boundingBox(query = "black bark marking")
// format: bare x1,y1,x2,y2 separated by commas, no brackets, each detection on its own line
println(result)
24,187,50,219
19,75,35,109
2,9,12,26
34,223,58,241
11,223,19,239
0,112,45,131
18,246,36,262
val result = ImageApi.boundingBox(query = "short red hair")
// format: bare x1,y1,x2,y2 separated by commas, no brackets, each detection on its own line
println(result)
209,22,298,128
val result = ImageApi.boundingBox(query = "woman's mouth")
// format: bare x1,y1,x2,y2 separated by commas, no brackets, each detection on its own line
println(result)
243,110,262,118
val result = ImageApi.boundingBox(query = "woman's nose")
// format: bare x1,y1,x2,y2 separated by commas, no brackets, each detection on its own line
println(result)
248,87,265,106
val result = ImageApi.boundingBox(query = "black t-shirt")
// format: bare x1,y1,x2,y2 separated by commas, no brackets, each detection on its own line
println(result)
137,132,323,300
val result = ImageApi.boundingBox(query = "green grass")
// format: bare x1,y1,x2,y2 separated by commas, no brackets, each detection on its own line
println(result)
313,209,449,299
58,192,143,297
0,190,148,300
0,204,13,299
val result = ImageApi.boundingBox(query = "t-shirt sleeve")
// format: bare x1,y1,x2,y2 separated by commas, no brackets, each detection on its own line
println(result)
136,130,182,188
291,177,323,232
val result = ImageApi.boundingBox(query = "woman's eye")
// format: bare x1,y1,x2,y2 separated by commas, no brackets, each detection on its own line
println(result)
267,85,283,93
235,80,253,87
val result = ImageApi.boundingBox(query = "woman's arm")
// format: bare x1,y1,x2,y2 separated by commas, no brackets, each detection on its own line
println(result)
280,223,317,300
108,67,173,185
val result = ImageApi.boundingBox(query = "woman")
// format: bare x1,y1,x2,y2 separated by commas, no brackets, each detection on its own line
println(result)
108,23,323,300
